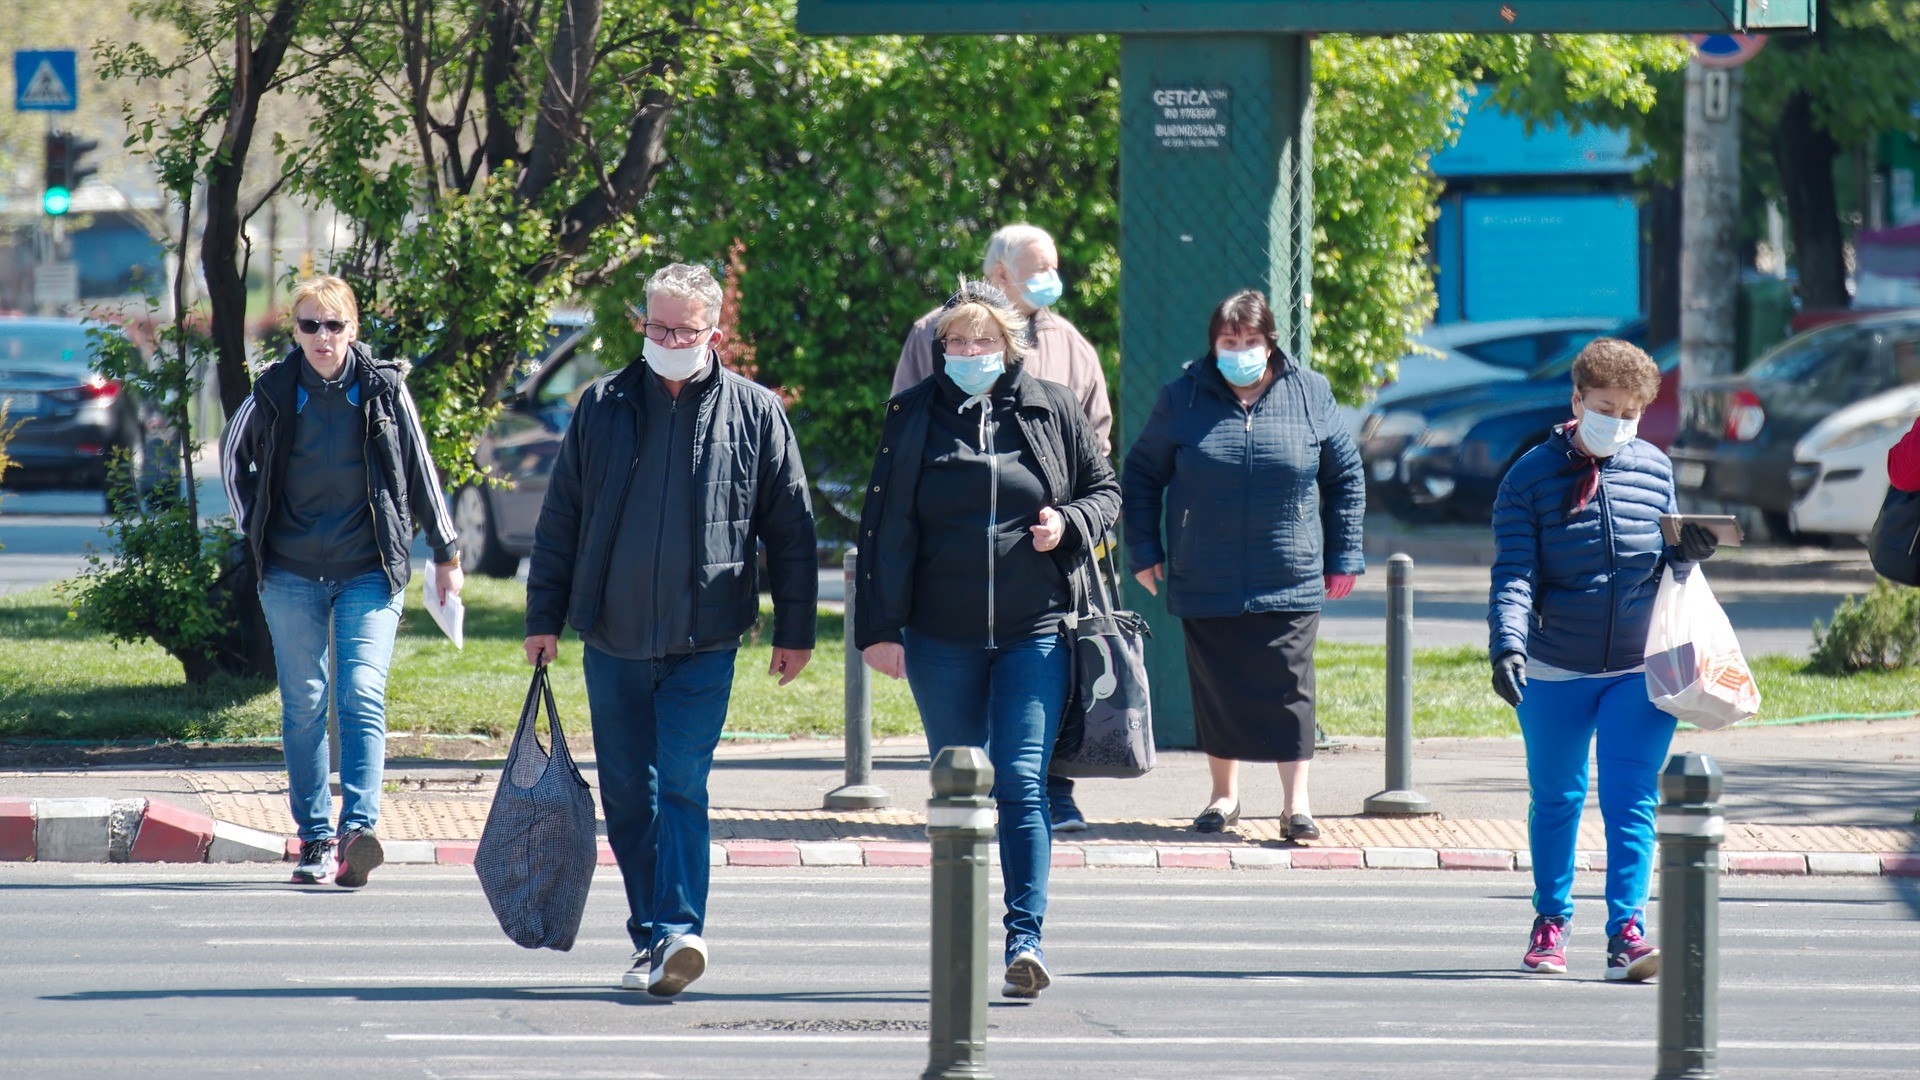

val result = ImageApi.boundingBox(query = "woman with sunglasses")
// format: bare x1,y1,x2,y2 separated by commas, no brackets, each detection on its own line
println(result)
220,275,462,889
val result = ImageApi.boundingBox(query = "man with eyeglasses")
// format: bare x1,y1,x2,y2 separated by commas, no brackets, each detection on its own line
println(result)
891,223,1112,833
523,262,818,997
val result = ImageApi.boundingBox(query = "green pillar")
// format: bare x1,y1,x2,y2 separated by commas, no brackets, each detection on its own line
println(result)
1117,34,1313,748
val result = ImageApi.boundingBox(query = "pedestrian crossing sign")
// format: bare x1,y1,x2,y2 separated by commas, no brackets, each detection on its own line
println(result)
14,50,78,113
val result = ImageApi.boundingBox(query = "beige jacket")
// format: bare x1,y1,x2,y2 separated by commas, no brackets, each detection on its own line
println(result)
891,305,1113,456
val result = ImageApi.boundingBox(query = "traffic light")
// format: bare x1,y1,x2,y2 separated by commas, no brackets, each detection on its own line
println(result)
41,131,98,216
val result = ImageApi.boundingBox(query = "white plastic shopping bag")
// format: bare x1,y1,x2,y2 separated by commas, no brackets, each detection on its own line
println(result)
1642,566,1759,730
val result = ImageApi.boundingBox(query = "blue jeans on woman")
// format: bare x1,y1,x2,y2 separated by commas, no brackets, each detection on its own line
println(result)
581,645,737,954
258,566,406,842
903,629,1069,961
1515,671,1678,937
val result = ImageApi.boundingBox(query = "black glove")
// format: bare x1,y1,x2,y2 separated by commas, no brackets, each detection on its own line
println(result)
1491,651,1527,708
1677,522,1719,563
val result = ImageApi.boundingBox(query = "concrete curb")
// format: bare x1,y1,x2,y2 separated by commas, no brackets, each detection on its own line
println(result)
2,798,1916,878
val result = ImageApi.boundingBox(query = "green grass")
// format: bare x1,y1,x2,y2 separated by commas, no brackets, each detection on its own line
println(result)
1,579,1915,742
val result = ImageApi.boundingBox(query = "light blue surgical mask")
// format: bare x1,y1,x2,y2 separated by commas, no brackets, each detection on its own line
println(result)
945,351,1005,396
1575,407,1639,458
1021,270,1064,309
1216,345,1269,387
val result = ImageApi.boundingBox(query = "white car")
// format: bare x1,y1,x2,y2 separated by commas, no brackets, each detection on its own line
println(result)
1789,384,1920,539
1339,317,1617,435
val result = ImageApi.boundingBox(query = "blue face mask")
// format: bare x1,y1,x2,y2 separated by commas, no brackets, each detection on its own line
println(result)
1021,270,1064,309
1216,345,1269,387
944,352,1005,396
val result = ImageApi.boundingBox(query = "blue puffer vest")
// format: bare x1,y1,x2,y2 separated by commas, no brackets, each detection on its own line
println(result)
1488,427,1690,673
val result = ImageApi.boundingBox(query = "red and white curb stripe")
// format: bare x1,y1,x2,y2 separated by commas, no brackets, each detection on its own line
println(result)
3,798,1915,876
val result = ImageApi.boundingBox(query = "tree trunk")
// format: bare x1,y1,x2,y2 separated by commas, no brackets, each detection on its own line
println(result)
1771,88,1848,310
1645,180,1682,347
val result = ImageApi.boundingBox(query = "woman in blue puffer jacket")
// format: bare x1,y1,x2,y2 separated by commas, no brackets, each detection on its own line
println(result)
1488,338,1720,983
1123,289,1365,842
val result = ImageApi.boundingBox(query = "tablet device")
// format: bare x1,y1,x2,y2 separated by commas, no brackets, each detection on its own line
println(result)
1659,514,1744,547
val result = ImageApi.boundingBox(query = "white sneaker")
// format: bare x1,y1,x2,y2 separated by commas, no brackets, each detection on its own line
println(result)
1002,949,1051,999
647,934,708,998
619,949,652,991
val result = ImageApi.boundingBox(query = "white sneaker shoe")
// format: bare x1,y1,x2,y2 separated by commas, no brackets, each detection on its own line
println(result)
619,949,652,991
647,934,708,998
1002,949,1051,999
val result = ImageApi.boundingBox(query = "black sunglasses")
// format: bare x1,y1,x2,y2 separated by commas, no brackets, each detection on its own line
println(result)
296,318,350,335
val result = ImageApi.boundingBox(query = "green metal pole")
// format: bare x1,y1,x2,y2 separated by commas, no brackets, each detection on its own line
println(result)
1118,33,1313,748
1655,752,1723,1079
924,745,995,1080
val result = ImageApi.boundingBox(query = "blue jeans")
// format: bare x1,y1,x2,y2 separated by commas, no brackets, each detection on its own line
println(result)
1515,672,1678,937
904,629,1068,960
258,567,406,842
582,645,737,953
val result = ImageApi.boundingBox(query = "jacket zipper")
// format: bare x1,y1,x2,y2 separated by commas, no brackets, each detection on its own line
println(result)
1597,470,1617,670
651,394,680,659
1240,396,1256,612
985,399,1000,650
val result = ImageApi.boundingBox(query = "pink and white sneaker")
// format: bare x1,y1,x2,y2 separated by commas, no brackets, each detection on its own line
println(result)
1522,915,1569,974
1606,916,1659,982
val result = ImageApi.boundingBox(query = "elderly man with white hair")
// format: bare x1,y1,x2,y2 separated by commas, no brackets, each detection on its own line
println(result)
525,262,818,997
890,224,1113,833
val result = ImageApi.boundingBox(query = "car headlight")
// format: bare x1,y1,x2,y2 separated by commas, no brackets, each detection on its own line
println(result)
1415,415,1476,450
1369,410,1427,441
1802,412,1916,457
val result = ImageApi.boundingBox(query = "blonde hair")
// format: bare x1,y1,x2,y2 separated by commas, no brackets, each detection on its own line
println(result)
934,296,1033,364
288,275,359,326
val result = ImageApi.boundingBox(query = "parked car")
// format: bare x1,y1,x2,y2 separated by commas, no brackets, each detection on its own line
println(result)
1338,317,1619,435
0,316,156,492
451,312,613,576
1358,319,1653,519
1789,383,1920,539
1384,340,1679,524
1670,310,1920,539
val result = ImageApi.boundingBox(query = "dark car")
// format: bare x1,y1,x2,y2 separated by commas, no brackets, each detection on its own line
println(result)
450,312,616,576
1669,310,1920,538
1359,319,1654,521
1389,341,1680,523
0,316,155,492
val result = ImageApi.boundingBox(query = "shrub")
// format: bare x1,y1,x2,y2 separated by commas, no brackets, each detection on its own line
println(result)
1809,581,1920,674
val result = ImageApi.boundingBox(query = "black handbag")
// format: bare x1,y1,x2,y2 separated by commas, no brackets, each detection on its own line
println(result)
1869,485,1920,586
474,666,598,951
1051,543,1155,779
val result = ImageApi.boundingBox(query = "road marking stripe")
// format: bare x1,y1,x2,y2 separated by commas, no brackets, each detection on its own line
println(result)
292,973,1920,993
206,937,1920,956
385,1033,1920,1052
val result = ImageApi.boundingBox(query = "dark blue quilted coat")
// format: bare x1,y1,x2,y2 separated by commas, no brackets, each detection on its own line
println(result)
1122,352,1366,618
1488,426,1694,673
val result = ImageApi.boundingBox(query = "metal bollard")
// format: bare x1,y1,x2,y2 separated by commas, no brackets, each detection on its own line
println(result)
1364,553,1433,815
826,547,890,810
1655,752,1724,1080
924,745,995,1080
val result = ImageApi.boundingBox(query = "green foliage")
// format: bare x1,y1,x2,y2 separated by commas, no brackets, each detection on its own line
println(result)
0,401,16,549
1810,581,1920,674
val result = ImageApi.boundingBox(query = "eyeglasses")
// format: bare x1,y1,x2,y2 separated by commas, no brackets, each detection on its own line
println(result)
296,318,350,335
941,336,1004,353
640,321,713,347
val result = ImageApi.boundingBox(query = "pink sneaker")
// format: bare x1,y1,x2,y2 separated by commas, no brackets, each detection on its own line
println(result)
1607,916,1659,982
1522,915,1568,974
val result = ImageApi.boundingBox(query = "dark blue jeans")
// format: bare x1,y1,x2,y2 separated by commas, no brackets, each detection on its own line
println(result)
258,566,405,842
903,629,1068,959
582,645,737,953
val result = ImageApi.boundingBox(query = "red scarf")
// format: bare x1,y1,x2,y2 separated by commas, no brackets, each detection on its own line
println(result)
1560,419,1602,514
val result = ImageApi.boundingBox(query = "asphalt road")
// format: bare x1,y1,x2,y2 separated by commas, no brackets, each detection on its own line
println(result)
2,864,1914,1079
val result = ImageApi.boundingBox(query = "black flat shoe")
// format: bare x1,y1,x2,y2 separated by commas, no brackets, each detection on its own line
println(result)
1192,802,1241,833
1284,814,1320,842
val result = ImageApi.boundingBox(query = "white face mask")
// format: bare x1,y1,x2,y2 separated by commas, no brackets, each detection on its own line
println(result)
1575,408,1639,457
643,336,709,382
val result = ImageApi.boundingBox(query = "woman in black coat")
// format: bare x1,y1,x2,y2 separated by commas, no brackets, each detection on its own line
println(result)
854,281,1120,1001
1122,290,1365,841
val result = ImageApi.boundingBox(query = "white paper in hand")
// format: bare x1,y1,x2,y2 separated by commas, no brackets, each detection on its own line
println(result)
422,564,466,649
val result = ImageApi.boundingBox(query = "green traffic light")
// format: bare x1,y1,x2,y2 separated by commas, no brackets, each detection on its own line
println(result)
43,186,71,216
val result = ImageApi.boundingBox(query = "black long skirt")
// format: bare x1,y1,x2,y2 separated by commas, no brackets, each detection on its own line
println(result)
1182,610,1319,763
